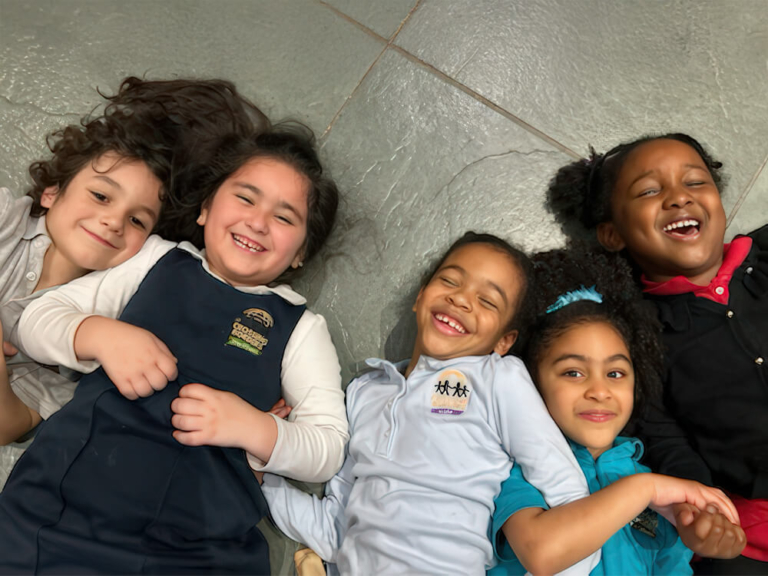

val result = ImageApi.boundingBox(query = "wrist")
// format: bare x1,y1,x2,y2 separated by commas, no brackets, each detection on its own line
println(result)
73,316,113,361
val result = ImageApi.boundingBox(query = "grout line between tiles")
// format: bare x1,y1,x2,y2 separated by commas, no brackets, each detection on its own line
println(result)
389,44,581,160
316,0,423,139
727,152,768,226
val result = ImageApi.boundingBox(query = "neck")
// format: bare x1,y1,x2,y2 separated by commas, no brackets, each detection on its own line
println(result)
647,257,724,287
36,245,88,292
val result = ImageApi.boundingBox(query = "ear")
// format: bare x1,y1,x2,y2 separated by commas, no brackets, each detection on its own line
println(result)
196,206,208,227
596,222,626,252
412,287,424,313
290,249,304,269
40,186,59,209
493,330,518,356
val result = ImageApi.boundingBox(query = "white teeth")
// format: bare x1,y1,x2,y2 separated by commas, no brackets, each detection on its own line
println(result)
663,219,700,232
435,313,466,334
233,234,265,253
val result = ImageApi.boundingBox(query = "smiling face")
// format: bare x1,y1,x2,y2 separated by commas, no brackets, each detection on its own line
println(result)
42,152,162,275
597,138,726,285
197,157,309,287
410,243,523,370
536,321,634,459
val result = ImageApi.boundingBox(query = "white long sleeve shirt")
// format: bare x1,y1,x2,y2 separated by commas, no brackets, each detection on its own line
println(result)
263,354,600,575
17,234,348,482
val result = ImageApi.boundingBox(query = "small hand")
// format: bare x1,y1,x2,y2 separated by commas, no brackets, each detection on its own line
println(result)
78,317,178,400
647,474,739,526
171,383,259,449
674,503,746,559
269,397,292,420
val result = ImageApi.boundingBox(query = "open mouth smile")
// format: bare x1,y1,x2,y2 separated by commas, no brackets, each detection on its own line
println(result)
232,233,266,253
432,312,467,335
662,218,701,239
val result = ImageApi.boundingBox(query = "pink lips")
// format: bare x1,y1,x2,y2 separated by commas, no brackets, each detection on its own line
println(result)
579,411,616,423
431,312,468,336
82,227,117,249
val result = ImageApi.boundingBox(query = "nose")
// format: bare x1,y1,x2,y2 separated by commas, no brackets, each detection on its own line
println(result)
246,208,269,234
100,210,124,235
585,377,612,401
446,287,471,311
662,184,694,210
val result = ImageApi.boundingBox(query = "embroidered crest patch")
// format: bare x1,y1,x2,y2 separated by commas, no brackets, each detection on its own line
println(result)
225,308,273,356
629,508,658,538
430,369,472,415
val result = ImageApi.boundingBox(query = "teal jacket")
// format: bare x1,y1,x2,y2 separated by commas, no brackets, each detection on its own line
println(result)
488,437,693,575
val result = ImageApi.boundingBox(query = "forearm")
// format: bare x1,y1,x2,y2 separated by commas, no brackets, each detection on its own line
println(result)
504,474,654,575
73,316,119,362
239,409,279,463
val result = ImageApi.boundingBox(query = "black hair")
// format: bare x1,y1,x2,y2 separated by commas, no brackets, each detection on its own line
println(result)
546,133,724,242
157,123,339,284
27,76,265,224
520,246,664,430
422,231,535,335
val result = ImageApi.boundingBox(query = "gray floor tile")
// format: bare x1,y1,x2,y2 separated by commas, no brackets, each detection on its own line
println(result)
322,0,418,39
295,48,572,382
396,0,768,214
0,0,384,188
726,159,768,240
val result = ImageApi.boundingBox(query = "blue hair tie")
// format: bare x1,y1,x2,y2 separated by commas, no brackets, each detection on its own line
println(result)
546,285,603,314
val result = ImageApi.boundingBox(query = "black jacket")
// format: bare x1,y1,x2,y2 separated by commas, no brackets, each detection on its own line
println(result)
639,224,768,498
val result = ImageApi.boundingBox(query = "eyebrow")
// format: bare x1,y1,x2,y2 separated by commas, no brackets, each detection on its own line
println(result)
439,264,510,307
628,163,709,188
552,353,632,365
234,182,305,222
93,175,158,223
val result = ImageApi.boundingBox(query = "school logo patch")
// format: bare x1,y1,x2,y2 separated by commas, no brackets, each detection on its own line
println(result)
629,508,658,538
431,369,472,415
225,308,273,356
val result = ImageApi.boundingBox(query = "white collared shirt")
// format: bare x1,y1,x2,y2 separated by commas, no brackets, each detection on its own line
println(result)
263,354,599,575
17,234,348,482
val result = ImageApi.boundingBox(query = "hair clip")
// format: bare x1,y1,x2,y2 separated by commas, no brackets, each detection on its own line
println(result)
546,285,603,314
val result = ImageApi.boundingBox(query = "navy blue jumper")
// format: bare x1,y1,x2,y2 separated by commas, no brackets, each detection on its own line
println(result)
0,248,305,574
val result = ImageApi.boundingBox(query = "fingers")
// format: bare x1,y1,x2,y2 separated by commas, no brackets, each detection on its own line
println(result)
178,383,215,399
673,502,698,527
3,341,18,356
173,429,207,446
705,490,740,525
272,405,292,419
171,413,203,432
171,397,204,417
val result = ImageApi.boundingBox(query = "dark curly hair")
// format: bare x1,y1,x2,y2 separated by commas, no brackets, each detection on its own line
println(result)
520,246,664,431
421,231,535,337
26,76,265,224
156,123,339,284
546,133,724,243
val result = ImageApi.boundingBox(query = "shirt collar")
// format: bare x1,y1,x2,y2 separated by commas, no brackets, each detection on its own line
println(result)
641,236,753,304
176,241,307,306
23,214,49,241
569,436,643,466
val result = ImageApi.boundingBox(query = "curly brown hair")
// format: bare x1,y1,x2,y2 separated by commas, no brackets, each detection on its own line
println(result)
26,76,267,226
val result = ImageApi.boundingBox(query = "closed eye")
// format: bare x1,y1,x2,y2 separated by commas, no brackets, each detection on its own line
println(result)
130,216,147,230
237,194,254,205
90,191,108,202
440,276,458,287
637,188,659,198
479,297,498,310
276,214,294,225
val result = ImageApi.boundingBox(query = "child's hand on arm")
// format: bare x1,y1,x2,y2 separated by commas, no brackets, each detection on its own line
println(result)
171,383,278,462
0,320,41,443
673,503,746,559
74,316,177,400
3,341,18,357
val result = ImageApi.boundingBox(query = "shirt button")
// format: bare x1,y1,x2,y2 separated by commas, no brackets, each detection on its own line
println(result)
384,430,390,438
756,357,764,366
746,267,754,274
387,399,394,408
34,238,45,248
26,271,37,282
714,286,725,296
726,310,734,318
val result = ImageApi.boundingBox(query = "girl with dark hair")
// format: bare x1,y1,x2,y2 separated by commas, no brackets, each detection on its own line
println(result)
490,247,743,575
263,233,604,575
547,134,767,573
0,76,262,445
0,123,347,573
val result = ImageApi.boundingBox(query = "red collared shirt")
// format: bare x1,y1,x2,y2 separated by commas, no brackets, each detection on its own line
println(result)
641,236,753,305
